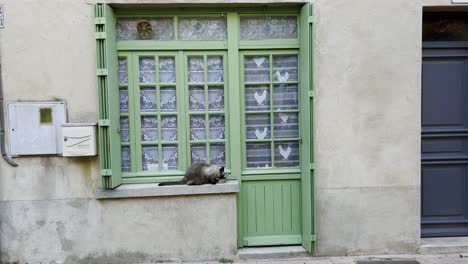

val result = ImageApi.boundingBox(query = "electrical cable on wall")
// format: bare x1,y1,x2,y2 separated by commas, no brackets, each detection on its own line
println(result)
0,63,18,167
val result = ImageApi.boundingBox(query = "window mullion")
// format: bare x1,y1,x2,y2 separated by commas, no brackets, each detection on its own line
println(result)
177,50,189,171
130,52,140,173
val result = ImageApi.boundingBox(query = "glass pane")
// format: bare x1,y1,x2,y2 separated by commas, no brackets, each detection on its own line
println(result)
191,144,207,164
189,86,205,111
117,17,174,41
120,89,129,113
240,16,298,40
207,56,224,82
209,115,225,140
246,143,271,168
246,114,271,140
141,117,158,142
190,115,206,141
274,113,299,138
159,57,176,83
139,88,157,112
161,116,177,141
188,56,205,83
244,56,270,83
423,13,468,42
210,144,225,166
139,57,156,83
275,142,299,167
121,147,131,172
120,118,130,143
273,84,298,110
208,86,224,111
273,55,298,82
162,145,178,170
142,146,158,171
245,85,270,111
118,58,128,85
160,87,177,112
178,17,227,41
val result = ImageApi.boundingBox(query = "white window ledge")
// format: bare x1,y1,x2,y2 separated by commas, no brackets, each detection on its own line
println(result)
96,180,239,199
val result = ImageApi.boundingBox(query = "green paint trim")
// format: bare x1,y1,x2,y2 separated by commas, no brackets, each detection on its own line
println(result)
299,3,314,253
241,174,301,181
118,41,227,51
115,7,300,16
243,235,302,246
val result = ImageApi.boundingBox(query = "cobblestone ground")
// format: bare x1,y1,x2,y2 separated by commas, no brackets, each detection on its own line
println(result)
157,254,468,264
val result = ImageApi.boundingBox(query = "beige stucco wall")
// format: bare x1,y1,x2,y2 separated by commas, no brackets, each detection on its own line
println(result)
0,0,467,262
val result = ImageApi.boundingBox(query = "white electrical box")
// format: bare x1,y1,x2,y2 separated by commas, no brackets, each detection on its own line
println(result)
8,101,67,156
61,123,97,157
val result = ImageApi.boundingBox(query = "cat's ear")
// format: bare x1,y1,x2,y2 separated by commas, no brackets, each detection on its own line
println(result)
219,167,225,174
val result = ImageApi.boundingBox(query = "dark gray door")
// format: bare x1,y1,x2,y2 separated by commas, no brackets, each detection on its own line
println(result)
422,47,468,237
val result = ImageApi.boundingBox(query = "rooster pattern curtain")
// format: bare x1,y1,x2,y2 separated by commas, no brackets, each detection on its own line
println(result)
244,54,300,168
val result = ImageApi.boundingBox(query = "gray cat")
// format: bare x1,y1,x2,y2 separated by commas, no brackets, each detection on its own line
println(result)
159,163,225,186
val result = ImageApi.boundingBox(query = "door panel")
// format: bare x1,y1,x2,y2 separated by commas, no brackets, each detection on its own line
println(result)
240,51,302,246
421,48,468,237
242,180,302,246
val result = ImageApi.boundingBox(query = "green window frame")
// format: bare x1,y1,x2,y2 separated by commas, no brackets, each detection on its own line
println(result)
95,2,314,252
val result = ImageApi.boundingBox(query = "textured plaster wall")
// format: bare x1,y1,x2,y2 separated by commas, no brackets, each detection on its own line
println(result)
313,0,423,256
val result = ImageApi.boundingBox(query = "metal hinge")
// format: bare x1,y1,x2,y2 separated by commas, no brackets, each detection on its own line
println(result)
311,234,316,242
95,32,107,39
96,69,108,76
309,91,314,98
310,163,315,170
98,119,110,127
101,169,112,176
308,16,315,24
94,17,106,25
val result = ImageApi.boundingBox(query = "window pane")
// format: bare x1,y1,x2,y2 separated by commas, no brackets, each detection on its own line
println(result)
162,145,178,170
209,115,225,140
139,88,157,112
161,116,177,141
178,17,227,41
118,58,128,85
274,113,299,138
190,115,206,141
159,57,176,83
273,55,298,82
191,144,207,164
160,87,177,112
117,17,174,41
273,84,298,110
247,143,271,168
210,144,225,166
246,114,271,140
240,16,298,40
245,85,270,111
207,56,224,82
244,56,270,83
275,142,299,167
142,146,158,171
189,86,205,111
121,147,131,172
208,86,224,111
141,117,158,142
188,56,205,83
139,57,156,83
423,12,468,42
120,118,130,143
119,89,129,113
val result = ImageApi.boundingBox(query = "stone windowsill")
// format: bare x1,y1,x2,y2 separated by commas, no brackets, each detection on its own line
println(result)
95,180,239,199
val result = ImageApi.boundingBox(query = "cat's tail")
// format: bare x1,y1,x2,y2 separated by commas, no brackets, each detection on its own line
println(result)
158,181,185,186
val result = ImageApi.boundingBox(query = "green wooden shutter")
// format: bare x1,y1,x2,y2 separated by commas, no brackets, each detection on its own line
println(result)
300,3,315,253
95,4,122,189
